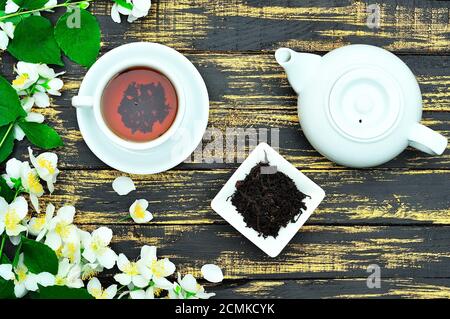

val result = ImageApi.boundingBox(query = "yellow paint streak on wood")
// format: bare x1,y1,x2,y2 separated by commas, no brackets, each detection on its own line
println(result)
84,0,450,53
200,1,450,52
232,279,450,298
37,169,450,225
212,1,362,24
337,279,450,299
341,193,450,225
387,282,450,299
234,281,285,296
209,107,299,129
126,1,209,48
53,54,450,113
61,79,81,91
217,226,418,276
51,207,450,285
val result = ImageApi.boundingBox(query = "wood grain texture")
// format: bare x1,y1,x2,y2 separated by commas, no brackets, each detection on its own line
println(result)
2,53,449,170
82,224,450,280
35,168,450,226
10,109,450,170
86,0,450,54
214,278,450,298
1,0,449,298
3,53,449,113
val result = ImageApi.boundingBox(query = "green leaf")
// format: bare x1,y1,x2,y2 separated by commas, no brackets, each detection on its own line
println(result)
13,0,49,10
18,121,63,149
1,245,11,262
8,16,63,65
0,176,15,203
0,278,15,299
10,177,22,191
78,1,90,9
36,285,94,299
0,75,26,126
112,0,133,10
21,237,58,275
0,0,6,11
0,248,14,299
0,124,15,164
1,256,10,265
55,8,100,67
12,240,22,268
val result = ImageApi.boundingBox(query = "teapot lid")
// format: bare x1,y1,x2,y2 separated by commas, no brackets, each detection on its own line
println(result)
328,67,403,141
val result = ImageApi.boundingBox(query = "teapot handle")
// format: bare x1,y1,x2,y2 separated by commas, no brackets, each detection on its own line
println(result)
408,123,447,155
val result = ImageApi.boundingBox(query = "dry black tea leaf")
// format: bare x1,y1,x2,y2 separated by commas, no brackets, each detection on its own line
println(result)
231,162,309,238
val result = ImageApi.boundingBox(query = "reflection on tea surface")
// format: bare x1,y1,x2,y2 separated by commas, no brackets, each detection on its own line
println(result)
101,67,178,142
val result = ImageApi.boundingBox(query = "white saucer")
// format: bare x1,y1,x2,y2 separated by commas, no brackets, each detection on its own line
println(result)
75,43,209,174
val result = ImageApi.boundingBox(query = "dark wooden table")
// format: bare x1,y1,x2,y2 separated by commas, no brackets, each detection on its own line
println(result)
3,0,450,298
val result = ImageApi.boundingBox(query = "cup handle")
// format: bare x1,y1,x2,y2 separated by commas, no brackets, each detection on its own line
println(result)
72,96,94,108
408,123,447,155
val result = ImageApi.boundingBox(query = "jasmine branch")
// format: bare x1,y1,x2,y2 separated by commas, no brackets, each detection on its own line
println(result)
0,0,96,22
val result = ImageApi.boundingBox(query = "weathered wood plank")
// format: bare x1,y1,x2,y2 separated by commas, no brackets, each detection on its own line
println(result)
3,53,449,112
32,168,450,225
86,0,450,54
214,278,450,298
12,109,448,170
84,224,450,279
4,53,449,170
0,0,448,298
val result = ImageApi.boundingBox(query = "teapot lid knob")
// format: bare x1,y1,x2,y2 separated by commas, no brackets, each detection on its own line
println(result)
327,67,402,142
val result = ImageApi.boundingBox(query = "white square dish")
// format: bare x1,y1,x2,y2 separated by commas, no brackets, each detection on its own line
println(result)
211,143,325,257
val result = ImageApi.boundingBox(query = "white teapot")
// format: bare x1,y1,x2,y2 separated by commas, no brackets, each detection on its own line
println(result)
275,44,447,168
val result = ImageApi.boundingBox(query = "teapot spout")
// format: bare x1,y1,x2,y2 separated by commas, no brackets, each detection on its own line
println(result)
275,48,321,94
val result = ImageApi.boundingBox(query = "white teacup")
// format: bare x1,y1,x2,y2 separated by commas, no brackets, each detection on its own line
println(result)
72,59,186,151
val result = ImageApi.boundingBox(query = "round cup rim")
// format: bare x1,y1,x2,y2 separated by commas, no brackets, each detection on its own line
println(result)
90,59,186,151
